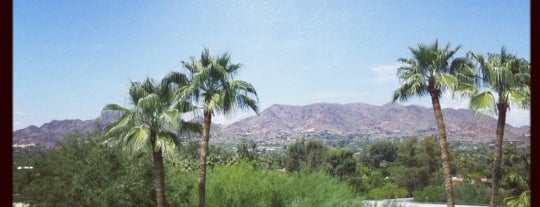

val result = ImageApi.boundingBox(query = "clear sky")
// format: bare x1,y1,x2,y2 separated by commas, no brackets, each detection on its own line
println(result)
13,1,530,131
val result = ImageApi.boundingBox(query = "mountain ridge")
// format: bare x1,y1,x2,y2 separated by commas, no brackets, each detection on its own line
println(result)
13,102,530,148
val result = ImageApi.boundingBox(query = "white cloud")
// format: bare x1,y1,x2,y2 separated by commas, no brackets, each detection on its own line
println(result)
369,62,403,85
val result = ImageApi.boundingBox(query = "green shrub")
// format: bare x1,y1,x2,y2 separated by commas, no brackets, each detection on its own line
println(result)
454,184,490,205
412,185,446,203
367,182,408,200
203,161,364,207
412,183,490,205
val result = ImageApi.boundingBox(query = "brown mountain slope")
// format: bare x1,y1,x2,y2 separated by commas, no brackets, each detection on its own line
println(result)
215,102,529,145
13,102,530,147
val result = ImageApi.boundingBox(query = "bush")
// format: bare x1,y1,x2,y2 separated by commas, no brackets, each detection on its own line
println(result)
367,182,408,200
204,161,364,207
454,184,490,205
412,185,446,203
14,132,156,207
412,184,490,205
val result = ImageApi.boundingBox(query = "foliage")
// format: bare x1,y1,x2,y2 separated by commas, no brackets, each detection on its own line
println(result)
324,148,357,180
467,47,530,206
236,139,259,161
504,190,530,207
361,141,397,170
165,160,198,206
390,136,442,196
14,132,529,207
259,150,287,170
101,72,201,207
392,39,475,206
454,184,490,205
413,184,490,205
412,185,446,203
285,139,328,172
204,161,363,207
367,182,408,200
467,47,530,115
452,148,491,181
13,132,155,207
179,48,260,207
500,146,530,205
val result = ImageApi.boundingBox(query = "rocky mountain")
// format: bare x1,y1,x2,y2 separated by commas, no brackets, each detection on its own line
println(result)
13,111,122,148
215,102,530,146
13,102,530,148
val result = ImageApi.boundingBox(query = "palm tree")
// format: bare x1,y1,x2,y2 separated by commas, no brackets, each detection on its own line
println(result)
178,48,260,207
102,72,201,207
392,40,474,207
468,47,530,207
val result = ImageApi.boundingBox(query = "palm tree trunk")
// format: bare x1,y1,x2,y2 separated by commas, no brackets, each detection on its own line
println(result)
198,110,212,207
490,102,508,207
153,148,168,207
430,92,455,207
150,130,168,207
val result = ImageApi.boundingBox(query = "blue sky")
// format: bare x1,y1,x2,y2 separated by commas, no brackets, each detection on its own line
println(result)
13,1,530,130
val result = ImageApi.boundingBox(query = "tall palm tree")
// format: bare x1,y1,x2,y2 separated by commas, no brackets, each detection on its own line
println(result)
468,47,530,207
102,72,201,207
392,40,474,207
178,48,259,207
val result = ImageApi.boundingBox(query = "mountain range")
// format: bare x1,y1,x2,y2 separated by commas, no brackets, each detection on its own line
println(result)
12,102,530,148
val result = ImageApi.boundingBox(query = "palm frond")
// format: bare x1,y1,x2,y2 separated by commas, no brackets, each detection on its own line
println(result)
137,93,160,111
230,80,259,98
125,126,150,152
201,92,219,113
102,104,130,114
237,94,260,114
156,130,179,154
104,114,133,139
160,109,179,128
182,48,260,119
509,89,530,109
470,47,530,113
434,73,458,91
163,71,189,86
453,83,478,98
177,100,199,113
180,121,203,134
469,91,496,116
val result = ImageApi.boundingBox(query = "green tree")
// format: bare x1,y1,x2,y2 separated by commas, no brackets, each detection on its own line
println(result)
14,132,157,206
178,48,260,207
102,72,201,207
236,139,258,161
325,148,357,180
468,47,530,207
362,140,397,170
499,146,530,206
392,40,474,207
285,139,328,172
392,136,442,196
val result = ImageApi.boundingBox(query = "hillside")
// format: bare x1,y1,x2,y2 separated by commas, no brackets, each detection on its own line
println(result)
13,111,122,148
215,102,529,146
13,102,530,148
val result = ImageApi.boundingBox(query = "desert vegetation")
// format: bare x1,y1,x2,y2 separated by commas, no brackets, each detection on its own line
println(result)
13,44,529,207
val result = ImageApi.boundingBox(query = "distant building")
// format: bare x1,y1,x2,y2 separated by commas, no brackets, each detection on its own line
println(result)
452,176,491,185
